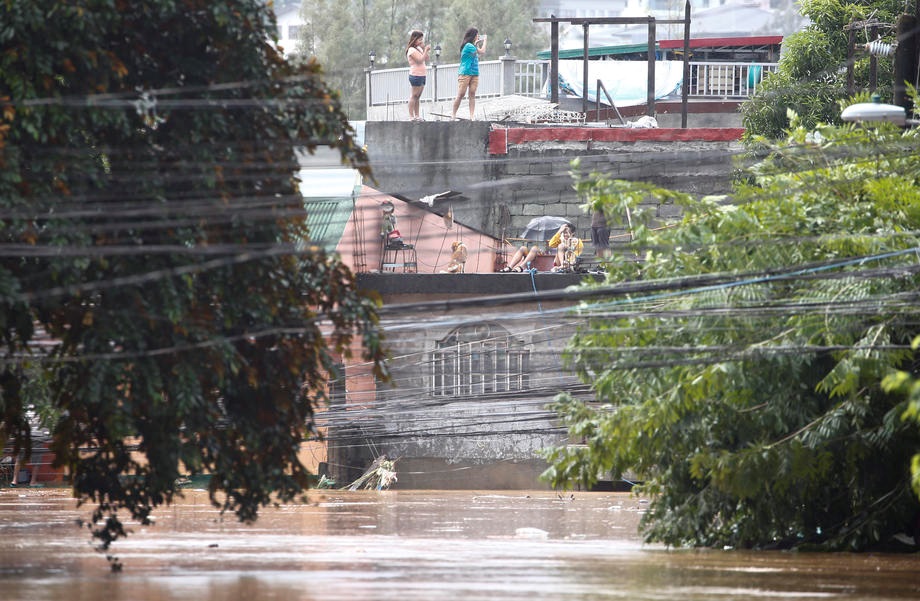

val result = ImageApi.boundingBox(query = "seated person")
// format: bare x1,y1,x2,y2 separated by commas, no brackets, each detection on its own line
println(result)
499,243,541,272
499,225,584,272
548,224,583,272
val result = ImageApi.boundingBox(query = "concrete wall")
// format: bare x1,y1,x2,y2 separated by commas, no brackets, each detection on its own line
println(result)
331,272,593,490
366,122,744,242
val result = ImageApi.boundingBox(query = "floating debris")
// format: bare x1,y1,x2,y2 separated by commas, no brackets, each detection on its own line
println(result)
514,527,549,540
346,455,397,491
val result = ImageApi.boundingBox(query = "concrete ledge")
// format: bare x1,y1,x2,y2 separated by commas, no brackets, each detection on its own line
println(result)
358,272,599,297
489,126,745,155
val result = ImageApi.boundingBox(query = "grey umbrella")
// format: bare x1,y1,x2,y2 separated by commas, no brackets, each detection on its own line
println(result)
520,216,574,241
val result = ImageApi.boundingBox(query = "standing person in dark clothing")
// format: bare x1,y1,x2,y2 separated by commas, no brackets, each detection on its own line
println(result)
591,209,610,258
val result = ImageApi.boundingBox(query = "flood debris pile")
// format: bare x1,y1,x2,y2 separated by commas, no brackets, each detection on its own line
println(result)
346,455,398,491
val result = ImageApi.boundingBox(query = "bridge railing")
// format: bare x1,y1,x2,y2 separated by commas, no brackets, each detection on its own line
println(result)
367,59,777,115
367,59,546,107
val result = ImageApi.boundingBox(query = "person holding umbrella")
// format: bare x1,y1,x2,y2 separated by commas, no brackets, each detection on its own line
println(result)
500,223,583,272
548,223,583,271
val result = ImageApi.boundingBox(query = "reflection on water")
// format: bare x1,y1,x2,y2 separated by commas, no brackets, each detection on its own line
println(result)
1,489,918,600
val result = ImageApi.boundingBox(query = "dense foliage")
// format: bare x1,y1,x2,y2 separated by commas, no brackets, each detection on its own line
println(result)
544,115,920,550
742,0,903,139
0,0,385,559
297,0,547,118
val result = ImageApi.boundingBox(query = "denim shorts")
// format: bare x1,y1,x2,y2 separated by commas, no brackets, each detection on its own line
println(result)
409,75,426,87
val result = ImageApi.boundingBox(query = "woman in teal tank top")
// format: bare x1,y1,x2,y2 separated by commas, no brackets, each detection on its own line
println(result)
451,27,487,120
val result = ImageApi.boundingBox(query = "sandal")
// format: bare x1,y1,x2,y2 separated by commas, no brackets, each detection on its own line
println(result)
499,266,512,272
511,266,524,272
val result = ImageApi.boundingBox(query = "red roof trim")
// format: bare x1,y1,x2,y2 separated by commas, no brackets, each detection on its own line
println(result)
659,36,783,49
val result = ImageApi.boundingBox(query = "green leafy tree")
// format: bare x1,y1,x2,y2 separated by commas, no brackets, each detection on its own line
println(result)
0,0,386,562
544,115,920,550
298,0,547,118
883,334,920,500
742,0,903,139
435,0,546,62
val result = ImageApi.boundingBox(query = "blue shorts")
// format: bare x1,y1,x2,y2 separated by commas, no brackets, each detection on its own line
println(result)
409,75,426,87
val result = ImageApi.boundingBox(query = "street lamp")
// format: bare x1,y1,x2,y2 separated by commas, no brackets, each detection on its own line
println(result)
503,37,512,57
841,94,916,126
367,51,376,119
433,44,442,104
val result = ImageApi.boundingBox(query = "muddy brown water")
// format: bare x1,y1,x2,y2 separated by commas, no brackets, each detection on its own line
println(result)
1,488,918,600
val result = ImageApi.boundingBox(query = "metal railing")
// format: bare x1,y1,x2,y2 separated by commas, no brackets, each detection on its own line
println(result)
679,61,778,98
367,59,777,110
368,59,547,107
513,60,548,96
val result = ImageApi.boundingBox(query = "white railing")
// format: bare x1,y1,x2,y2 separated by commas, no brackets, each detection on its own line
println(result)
368,59,546,106
367,60,776,111
514,60,548,96
681,62,778,98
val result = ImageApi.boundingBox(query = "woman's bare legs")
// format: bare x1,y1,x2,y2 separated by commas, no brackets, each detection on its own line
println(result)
467,77,479,120
409,86,423,120
451,78,471,120
504,245,540,270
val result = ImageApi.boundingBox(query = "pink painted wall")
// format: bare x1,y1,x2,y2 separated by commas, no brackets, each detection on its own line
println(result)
337,186,502,274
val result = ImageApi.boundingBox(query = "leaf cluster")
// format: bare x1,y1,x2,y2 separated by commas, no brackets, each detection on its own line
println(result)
742,0,901,139
1,0,386,559
545,121,920,550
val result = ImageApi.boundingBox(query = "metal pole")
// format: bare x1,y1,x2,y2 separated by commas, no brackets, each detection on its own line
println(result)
551,17,559,103
582,23,590,117
846,28,855,95
647,17,655,117
433,45,441,105
869,24,878,92
681,1,690,128
366,68,372,116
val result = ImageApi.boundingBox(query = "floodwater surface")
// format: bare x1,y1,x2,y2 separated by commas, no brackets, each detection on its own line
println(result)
1,489,918,600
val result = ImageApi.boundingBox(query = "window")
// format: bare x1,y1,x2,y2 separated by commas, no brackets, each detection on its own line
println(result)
432,323,530,397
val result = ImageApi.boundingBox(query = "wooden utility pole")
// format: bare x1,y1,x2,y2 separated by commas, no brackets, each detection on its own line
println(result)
893,11,919,110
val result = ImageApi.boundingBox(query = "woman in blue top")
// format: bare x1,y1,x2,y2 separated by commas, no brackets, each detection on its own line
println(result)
450,27,487,120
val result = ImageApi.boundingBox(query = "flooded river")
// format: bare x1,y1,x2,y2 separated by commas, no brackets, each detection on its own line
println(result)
1,488,918,600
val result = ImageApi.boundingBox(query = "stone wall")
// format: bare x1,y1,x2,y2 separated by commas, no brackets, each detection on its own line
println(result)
365,122,744,241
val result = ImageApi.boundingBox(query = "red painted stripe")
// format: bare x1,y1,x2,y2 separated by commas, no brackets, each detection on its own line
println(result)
488,128,509,155
659,36,783,49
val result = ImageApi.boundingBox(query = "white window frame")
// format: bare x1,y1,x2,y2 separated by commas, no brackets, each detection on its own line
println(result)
431,323,530,397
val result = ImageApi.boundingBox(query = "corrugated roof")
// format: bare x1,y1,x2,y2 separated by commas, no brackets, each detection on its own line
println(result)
302,196,354,253
536,43,655,60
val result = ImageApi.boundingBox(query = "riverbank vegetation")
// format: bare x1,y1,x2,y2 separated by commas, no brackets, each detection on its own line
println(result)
742,0,904,139
544,112,920,550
